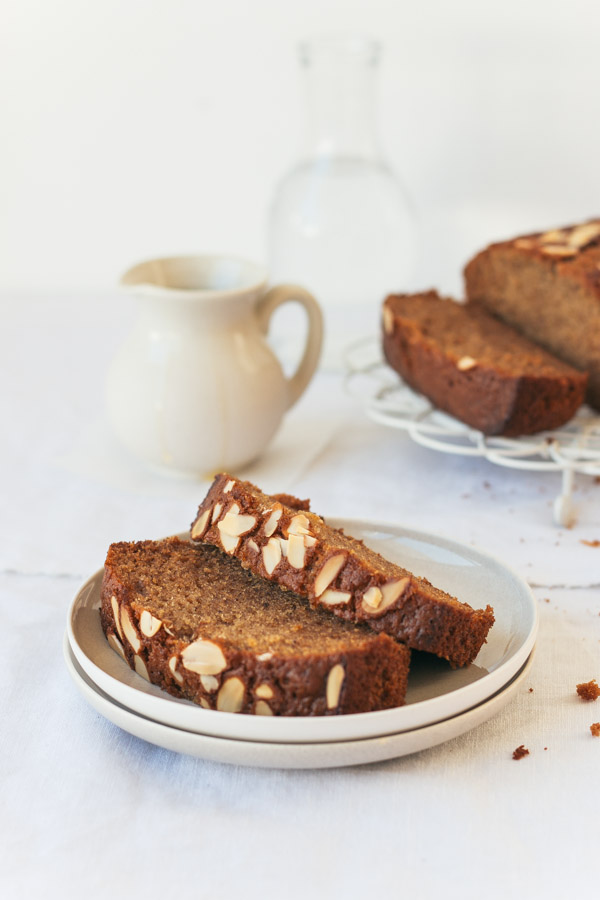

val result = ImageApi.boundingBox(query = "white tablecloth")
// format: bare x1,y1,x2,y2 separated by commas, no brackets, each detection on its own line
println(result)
2,291,599,897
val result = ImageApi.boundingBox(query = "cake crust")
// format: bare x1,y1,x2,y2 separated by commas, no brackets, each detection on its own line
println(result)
190,474,495,668
100,537,410,716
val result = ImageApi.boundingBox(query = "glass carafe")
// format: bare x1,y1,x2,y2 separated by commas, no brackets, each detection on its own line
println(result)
268,34,416,367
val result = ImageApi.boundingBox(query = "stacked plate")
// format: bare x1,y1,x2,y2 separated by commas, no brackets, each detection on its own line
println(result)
65,521,538,769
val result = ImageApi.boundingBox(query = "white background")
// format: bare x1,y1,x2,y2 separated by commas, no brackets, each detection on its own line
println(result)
3,0,600,296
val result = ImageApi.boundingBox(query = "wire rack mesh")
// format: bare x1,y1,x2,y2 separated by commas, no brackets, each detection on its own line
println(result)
343,337,600,526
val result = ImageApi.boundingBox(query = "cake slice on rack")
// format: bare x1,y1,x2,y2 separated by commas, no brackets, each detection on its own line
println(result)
382,290,587,436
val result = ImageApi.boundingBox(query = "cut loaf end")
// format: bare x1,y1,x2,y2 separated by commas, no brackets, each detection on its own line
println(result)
382,290,588,436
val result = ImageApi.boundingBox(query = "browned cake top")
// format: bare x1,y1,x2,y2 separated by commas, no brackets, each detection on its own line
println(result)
471,220,600,298
206,475,463,605
493,220,600,262
384,290,585,379
106,537,390,657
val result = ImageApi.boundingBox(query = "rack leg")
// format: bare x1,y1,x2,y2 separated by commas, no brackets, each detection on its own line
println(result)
553,467,576,527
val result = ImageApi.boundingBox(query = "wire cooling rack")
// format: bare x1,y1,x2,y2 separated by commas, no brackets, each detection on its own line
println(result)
343,337,600,527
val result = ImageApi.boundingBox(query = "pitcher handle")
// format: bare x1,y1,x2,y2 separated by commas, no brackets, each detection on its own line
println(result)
256,284,323,409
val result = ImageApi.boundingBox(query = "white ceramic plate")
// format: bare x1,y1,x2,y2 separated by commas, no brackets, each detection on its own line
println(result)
67,521,537,743
64,637,535,769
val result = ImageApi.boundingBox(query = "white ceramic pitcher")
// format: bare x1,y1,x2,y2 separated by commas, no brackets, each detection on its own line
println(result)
106,255,323,474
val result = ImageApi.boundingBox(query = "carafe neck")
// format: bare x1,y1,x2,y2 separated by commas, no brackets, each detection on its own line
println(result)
299,35,382,160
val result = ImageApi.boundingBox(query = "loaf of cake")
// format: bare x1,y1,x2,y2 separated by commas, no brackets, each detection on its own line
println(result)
382,290,587,436
464,219,600,410
190,473,495,668
100,537,410,716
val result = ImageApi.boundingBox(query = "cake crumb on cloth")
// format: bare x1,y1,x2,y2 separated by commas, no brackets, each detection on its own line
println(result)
576,680,600,701
512,745,530,760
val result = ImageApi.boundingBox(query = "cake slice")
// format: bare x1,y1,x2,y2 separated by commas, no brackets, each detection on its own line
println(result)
464,219,600,410
382,290,587,436
100,537,410,716
190,474,495,668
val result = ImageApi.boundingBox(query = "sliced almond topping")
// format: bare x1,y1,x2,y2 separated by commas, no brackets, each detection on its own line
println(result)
540,229,568,244
540,244,577,258
381,577,410,606
383,304,394,335
219,531,240,553
457,356,477,371
107,632,126,660
567,222,600,248
362,585,383,609
255,684,274,700
217,677,245,713
134,654,150,681
218,504,257,537
191,508,211,540
514,238,535,250
262,537,282,575
211,502,223,523
287,513,311,536
217,501,257,551
181,638,227,675
263,506,282,537
285,513,317,555
314,553,347,597
139,610,162,637
120,607,141,653
257,652,273,661
111,595,124,641
168,656,184,684
200,698,211,709
319,589,352,606
362,577,409,614
326,664,345,709
200,674,219,692
247,539,259,553
279,537,289,557
381,576,410,608
255,700,273,716
287,532,306,569
223,479,235,493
